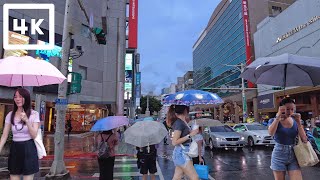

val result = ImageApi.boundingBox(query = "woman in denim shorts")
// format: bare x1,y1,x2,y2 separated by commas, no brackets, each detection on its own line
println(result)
166,105,199,180
268,98,308,180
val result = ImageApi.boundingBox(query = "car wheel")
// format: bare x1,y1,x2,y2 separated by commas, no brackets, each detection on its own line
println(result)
248,137,254,147
209,139,214,151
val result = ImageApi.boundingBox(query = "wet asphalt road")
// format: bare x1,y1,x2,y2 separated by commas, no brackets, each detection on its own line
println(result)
1,134,320,180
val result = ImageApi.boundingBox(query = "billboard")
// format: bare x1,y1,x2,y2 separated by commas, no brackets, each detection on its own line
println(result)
257,93,275,109
128,0,138,49
125,53,133,100
241,0,254,88
3,31,29,58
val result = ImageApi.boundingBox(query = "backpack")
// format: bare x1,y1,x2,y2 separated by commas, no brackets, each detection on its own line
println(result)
98,134,112,159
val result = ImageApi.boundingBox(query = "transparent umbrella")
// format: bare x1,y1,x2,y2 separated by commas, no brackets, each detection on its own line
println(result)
124,121,168,147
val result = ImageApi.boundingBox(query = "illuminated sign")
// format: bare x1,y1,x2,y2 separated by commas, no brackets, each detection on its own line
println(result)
36,40,62,61
125,54,133,70
3,31,29,58
128,0,138,48
276,16,320,43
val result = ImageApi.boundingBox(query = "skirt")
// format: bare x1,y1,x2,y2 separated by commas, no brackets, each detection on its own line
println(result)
8,139,39,175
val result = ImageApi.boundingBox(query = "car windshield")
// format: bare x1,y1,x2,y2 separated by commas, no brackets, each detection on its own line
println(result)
246,125,267,130
210,125,234,132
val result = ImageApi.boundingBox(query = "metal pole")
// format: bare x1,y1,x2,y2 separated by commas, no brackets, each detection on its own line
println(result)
127,91,130,118
46,0,71,178
241,63,247,123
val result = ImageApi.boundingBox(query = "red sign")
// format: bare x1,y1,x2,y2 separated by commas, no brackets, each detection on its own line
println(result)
129,0,138,49
241,0,254,88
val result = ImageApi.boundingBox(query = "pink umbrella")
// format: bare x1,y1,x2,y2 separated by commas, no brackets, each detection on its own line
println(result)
0,56,66,87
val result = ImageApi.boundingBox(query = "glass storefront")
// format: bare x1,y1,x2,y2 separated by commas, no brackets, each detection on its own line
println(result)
193,0,246,97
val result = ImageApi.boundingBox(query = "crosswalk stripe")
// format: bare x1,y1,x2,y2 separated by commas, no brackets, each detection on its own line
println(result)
115,158,137,162
0,166,75,172
156,160,164,180
114,164,137,168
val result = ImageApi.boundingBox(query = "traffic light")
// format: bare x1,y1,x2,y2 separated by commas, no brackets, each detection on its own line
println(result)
93,27,106,45
67,72,82,94
272,87,284,90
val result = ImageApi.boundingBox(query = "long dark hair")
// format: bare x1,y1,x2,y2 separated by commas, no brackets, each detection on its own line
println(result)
10,88,32,125
166,105,189,127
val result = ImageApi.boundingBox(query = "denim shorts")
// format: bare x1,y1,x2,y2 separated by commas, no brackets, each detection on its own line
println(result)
172,145,191,167
270,143,300,171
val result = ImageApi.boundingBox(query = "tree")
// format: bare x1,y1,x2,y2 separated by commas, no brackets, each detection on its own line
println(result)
140,96,162,114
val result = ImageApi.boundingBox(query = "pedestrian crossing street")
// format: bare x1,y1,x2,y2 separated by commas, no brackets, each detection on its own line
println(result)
92,156,165,180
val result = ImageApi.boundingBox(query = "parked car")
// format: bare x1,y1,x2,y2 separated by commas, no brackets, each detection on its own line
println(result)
233,123,275,147
203,125,246,151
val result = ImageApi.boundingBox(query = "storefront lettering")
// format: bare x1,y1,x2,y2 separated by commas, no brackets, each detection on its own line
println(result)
260,99,270,105
276,16,320,43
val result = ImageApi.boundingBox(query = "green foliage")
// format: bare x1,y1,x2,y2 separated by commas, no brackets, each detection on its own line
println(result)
140,96,162,114
0,128,12,143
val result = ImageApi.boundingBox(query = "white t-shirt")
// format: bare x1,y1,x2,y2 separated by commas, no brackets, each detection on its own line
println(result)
5,110,40,142
193,134,205,156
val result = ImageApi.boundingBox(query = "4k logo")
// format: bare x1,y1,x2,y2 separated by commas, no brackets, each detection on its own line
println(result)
3,4,55,50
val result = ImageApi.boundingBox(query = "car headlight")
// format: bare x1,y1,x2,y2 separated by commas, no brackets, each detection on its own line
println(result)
240,136,245,140
215,137,225,141
215,137,220,141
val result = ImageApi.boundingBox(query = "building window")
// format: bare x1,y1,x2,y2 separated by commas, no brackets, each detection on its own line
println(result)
271,6,282,16
79,66,87,80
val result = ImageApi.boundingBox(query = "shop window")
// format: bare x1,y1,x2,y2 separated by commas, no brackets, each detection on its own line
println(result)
79,66,87,80
271,6,282,16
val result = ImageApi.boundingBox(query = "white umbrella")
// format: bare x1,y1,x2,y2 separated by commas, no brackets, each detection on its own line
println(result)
124,121,168,147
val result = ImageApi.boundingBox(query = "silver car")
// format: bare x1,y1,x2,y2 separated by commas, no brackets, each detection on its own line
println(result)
203,125,246,151
233,123,275,147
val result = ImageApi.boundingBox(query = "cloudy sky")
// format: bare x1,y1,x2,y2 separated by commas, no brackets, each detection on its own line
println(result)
138,0,219,95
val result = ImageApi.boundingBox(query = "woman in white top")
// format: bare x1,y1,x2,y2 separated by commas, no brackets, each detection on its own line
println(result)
192,127,205,165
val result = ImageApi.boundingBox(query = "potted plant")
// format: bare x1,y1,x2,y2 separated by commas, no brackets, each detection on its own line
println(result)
0,128,13,156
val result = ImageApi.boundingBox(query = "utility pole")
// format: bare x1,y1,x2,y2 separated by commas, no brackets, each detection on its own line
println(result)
145,95,150,116
46,0,71,178
202,63,258,123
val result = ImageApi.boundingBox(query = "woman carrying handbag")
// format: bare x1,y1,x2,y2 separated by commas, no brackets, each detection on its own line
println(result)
268,98,308,180
0,88,40,180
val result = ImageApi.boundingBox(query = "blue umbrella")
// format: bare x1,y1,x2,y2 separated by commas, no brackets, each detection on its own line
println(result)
162,89,224,106
90,116,129,132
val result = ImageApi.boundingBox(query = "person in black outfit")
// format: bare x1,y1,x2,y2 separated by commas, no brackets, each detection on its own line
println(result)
136,145,157,180
163,119,169,145
66,119,72,139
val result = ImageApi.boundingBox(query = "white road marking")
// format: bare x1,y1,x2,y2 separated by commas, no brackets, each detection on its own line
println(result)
115,158,137,162
156,160,164,180
0,166,75,172
209,174,215,180
114,164,137,168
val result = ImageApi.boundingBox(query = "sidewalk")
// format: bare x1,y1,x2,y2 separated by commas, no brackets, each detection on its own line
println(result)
0,133,138,179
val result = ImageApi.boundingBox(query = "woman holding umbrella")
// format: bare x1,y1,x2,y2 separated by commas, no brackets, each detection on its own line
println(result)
167,105,199,180
97,130,119,180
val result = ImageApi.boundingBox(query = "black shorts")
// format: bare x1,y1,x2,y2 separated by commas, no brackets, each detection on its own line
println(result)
139,154,157,175
8,139,39,175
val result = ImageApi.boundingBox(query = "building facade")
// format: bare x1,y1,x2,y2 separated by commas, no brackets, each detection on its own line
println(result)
254,0,320,120
0,0,127,131
183,71,194,90
176,77,184,92
192,0,295,122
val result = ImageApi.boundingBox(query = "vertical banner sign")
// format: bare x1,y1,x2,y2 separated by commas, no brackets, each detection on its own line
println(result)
129,0,138,48
241,0,254,88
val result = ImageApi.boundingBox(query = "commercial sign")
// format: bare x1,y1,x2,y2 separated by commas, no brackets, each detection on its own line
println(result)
36,40,62,61
3,31,29,58
257,93,275,109
136,72,141,85
276,16,320,43
241,0,254,88
125,53,133,100
128,0,138,49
